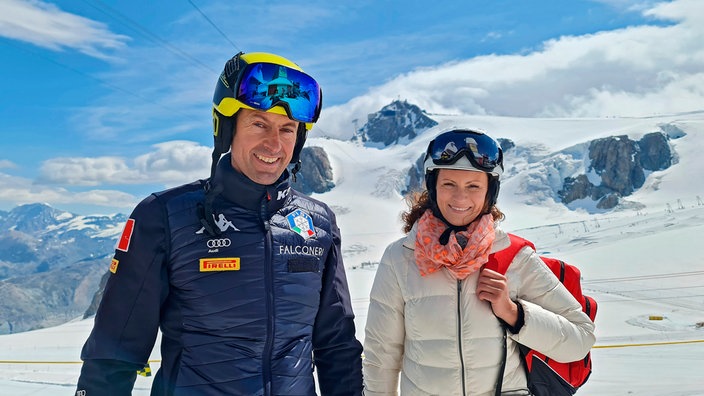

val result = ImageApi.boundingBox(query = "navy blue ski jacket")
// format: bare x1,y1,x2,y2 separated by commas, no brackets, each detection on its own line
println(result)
76,154,363,395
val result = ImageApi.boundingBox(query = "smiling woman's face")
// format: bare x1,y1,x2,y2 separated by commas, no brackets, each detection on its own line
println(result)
435,168,489,226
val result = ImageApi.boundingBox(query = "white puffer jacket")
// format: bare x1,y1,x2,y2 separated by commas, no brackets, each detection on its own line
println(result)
363,226,596,396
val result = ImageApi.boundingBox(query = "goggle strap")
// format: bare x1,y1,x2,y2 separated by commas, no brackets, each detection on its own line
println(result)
224,52,244,83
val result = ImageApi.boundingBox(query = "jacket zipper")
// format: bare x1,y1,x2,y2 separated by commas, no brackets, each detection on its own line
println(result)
262,204,274,396
457,279,467,396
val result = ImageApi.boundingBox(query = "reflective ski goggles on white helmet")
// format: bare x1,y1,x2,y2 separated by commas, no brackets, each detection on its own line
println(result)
424,129,504,176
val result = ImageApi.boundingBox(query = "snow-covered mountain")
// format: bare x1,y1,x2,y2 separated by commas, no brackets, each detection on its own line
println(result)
2,103,704,335
1,103,702,336
1,108,704,394
305,107,704,266
0,204,126,334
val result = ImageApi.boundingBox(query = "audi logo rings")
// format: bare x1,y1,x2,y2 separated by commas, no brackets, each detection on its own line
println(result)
207,238,231,248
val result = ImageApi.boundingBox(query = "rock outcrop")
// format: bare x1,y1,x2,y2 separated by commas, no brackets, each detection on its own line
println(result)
559,132,672,208
353,100,438,146
291,146,335,195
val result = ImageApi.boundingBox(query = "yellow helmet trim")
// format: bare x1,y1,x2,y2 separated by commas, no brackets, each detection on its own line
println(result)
240,52,303,71
214,98,314,131
213,52,315,131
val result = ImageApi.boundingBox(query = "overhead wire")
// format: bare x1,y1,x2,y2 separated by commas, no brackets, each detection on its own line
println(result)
1,40,182,117
69,0,363,167
184,0,363,165
186,0,240,51
2,1,220,122
80,0,217,74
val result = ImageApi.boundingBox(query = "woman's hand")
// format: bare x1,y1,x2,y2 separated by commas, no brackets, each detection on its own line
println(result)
477,267,518,326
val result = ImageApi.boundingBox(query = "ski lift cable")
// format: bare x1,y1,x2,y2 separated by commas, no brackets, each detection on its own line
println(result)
81,0,217,74
187,0,241,52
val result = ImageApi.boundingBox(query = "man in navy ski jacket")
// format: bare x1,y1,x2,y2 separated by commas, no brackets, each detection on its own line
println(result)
76,51,363,395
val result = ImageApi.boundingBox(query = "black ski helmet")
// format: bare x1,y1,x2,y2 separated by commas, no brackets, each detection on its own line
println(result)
423,128,504,209
210,51,322,178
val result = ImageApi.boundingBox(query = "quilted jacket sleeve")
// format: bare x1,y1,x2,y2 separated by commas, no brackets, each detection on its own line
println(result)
506,246,596,362
312,206,364,396
363,239,406,395
76,194,168,395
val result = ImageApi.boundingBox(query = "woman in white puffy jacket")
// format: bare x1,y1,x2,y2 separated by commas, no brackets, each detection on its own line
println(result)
363,128,595,396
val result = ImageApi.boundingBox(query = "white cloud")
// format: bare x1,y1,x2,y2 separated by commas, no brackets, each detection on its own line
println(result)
0,172,137,209
38,140,211,186
588,0,663,12
38,156,137,186
132,141,212,184
0,0,128,59
644,0,704,21
314,0,704,139
0,160,17,169
0,140,212,211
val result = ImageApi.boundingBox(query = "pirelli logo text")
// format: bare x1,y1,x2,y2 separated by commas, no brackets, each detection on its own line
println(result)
199,257,241,272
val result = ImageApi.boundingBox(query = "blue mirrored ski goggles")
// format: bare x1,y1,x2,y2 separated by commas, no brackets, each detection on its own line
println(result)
236,62,322,123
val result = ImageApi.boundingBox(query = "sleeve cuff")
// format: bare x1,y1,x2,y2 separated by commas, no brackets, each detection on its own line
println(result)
500,301,525,334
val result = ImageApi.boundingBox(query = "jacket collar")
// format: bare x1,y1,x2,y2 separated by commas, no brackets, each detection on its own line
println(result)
211,153,291,213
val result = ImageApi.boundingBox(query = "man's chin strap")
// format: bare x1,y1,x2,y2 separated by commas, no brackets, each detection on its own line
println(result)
198,181,223,236
197,146,226,237
209,147,221,186
290,160,301,183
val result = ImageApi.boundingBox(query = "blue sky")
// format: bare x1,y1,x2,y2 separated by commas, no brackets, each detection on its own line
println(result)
1,0,702,215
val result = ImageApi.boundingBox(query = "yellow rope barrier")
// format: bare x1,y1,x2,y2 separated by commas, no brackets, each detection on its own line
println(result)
2,341,704,364
0,358,162,365
593,338,704,349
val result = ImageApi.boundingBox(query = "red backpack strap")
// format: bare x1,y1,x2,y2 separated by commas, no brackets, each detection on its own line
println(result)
486,233,535,274
490,233,537,396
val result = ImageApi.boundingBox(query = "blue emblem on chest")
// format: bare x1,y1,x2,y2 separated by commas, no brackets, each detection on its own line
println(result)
286,209,316,240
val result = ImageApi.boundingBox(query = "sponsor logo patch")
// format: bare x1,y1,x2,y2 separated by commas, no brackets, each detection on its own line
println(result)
277,187,291,201
117,218,135,252
207,238,231,248
286,209,315,240
206,238,231,253
199,257,240,272
109,258,119,274
195,213,239,234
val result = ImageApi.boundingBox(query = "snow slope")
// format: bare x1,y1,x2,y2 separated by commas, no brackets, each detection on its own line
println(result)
1,113,703,395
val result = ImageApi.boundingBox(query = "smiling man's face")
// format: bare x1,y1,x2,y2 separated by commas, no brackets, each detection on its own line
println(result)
230,108,299,185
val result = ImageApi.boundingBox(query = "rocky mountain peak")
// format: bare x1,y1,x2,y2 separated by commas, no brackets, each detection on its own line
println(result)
0,206,126,334
559,131,673,209
1,203,70,234
352,100,438,147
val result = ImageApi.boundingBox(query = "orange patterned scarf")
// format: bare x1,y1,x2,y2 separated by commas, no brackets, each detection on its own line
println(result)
415,210,496,280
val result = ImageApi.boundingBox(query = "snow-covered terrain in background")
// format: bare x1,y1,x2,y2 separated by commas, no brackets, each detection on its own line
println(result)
1,113,703,395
